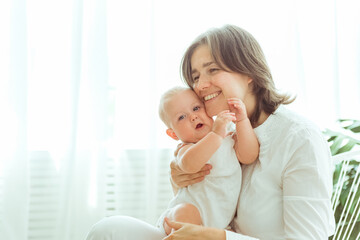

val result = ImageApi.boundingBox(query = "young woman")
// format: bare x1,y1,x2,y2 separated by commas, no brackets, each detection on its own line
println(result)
86,24,335,240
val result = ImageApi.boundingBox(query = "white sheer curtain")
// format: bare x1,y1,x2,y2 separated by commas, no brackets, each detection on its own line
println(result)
0,0,359,239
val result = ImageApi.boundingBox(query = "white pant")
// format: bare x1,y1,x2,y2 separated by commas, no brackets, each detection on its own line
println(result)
85,216,166,240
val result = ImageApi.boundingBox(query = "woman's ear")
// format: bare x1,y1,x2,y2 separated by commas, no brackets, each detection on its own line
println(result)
166,129,179,140
247,76,254,92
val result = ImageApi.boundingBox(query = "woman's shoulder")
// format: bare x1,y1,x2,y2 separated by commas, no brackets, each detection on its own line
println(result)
255,105,323,144
276,105,321,133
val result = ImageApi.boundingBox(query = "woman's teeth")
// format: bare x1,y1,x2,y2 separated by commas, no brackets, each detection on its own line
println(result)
204,92,220,101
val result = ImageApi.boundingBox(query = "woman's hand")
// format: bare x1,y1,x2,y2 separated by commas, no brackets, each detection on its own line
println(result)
170,160,211,191
163,218,226,240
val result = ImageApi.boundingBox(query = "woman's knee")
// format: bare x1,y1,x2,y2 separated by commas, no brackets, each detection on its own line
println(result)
86,216,135,240
86,215,166,240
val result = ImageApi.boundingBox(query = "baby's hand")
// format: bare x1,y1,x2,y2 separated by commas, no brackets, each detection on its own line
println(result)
212,110,236,138
227,98,248,122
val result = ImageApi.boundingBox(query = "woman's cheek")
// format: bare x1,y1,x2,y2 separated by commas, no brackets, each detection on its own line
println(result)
204,95,229,117
222,86,243,100
215,72,250,100
223,81,249,100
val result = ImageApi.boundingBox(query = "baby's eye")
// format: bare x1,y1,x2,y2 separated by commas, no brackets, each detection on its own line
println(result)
178,115,185,121
193,106,200,111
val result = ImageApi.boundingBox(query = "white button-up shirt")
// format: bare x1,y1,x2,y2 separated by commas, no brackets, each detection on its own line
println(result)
226,105,335,240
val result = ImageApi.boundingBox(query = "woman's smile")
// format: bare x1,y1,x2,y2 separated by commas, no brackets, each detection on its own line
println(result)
203,91,221,101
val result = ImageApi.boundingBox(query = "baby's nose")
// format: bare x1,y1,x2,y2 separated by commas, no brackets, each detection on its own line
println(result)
191,114,198,122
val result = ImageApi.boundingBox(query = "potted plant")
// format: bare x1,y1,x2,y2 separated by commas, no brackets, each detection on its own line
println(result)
324,119,360,240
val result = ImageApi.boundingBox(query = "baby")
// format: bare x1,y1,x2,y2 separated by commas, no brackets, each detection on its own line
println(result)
157,86,259,234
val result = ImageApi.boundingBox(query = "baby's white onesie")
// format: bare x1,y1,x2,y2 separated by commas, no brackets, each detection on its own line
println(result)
157,135,241,231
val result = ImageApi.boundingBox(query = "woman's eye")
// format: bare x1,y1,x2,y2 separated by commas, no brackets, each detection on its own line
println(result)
178,115,185,121
192,76,199,82
193,106,200,111
209,68,218,73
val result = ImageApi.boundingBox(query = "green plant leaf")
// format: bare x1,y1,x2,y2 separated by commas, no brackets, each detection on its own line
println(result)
333,163,342,185
336,140,356,154
325,118,360,239
331,136,345,155
349,190,359,214
339,119,360,133
340,187,350,206
327,135,337,142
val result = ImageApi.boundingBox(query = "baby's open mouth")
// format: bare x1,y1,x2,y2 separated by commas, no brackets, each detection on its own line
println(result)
196,123,203,129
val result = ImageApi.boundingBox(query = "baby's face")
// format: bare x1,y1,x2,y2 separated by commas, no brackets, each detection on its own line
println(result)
165,90,213,143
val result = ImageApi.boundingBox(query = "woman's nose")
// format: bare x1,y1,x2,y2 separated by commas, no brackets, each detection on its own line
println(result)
194,75,210,91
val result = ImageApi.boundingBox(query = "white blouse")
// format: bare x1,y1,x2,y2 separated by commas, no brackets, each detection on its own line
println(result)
226,105,335,240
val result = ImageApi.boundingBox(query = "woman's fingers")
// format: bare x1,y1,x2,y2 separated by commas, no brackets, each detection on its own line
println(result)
171,162,211,177
184,175,205,186
162,218,187,240
170,162,212,188
164,217,184,231
175,170,210,187
200,163,212,171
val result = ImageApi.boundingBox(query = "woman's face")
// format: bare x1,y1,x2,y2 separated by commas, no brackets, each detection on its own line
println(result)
190,45,253,117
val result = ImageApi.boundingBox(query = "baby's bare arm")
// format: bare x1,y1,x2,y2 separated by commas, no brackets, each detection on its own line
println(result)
228,98,259,164
176,134,222,173
233,118,259,164
177,111,236,173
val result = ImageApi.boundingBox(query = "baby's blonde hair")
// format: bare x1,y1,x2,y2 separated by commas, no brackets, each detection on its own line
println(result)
159,86,190,128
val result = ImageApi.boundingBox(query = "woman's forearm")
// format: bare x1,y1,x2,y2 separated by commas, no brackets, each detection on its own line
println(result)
170,177,179,196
